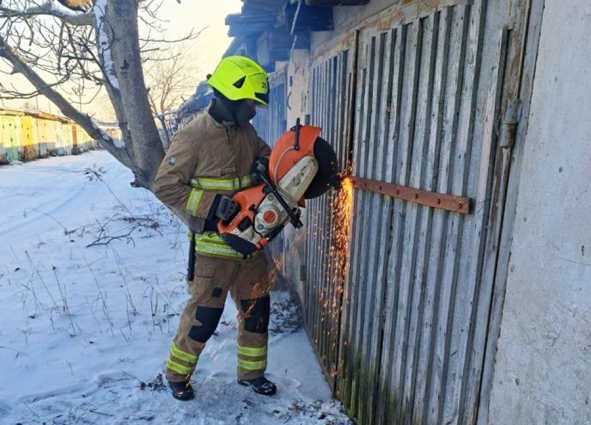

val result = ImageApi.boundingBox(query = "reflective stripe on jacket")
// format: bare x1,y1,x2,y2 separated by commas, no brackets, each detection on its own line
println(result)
185,175,254,216
192,231,247,259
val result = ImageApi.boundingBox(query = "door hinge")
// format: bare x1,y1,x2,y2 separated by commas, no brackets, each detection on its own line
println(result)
500,98,522,148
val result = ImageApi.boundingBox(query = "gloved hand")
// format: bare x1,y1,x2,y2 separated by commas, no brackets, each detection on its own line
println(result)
213,195,239,224
250,157,269,185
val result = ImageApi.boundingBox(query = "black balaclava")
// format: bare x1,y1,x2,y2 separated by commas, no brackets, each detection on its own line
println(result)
209,89,256,128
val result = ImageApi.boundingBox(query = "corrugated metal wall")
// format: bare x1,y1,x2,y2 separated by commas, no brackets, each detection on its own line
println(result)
252,69,287,148
252,69,288,258
305,39,356,387
303,1,530,424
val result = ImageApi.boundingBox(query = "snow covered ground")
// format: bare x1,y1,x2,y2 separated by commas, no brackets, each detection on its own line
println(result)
0,150,353,425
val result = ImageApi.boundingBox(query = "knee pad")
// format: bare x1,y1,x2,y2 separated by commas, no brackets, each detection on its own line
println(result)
240,296,270,334
188,306,223,343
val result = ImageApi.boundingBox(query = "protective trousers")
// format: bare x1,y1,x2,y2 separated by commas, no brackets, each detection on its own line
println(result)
165,253,271,383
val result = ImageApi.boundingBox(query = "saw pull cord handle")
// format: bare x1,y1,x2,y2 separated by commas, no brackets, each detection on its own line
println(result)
187,231,195,281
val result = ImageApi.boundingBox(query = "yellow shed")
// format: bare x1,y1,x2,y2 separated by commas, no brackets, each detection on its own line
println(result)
0,112,22,162
20,115,35,161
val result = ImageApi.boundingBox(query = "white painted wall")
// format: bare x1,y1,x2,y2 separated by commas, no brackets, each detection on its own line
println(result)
488,1,591,424
286,49,311,125
279,49,313,301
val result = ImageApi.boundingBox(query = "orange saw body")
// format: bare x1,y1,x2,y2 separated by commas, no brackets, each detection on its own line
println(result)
217,123,340,256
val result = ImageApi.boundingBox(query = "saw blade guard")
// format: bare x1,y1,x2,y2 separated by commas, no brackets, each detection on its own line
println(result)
269,125,340,200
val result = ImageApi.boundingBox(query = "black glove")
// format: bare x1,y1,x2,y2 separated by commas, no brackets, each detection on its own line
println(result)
250,157,269,185
213,195,239,224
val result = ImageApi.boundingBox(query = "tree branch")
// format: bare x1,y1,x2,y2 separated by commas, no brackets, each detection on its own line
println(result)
0,2,94,26
1,35,100,137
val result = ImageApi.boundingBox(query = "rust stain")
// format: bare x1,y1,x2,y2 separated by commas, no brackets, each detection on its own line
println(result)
352,176,471,214
375,9,405,32
373,1,438,33
312,31,357,64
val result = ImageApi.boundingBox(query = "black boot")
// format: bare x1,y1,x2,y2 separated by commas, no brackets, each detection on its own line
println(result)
237,376,277,396
168,380,195,401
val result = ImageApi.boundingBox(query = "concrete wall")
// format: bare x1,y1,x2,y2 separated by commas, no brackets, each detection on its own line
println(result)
488,1,591,424
286,49,310,126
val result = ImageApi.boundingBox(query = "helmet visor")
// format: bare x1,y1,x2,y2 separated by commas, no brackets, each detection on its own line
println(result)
254,91,269,107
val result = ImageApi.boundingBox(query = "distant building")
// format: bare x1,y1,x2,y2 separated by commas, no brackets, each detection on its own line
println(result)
0,107,120,164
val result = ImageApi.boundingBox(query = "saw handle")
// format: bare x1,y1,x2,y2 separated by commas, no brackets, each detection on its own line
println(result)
293,118,301,151
250,157,269,185
259,171,303,229
214,195,240,224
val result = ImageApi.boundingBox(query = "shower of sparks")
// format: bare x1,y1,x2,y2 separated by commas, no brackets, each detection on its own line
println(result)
329,172,354,294
265,230,307,293
303,165,354,383
269,249,286,288
248,166,355,383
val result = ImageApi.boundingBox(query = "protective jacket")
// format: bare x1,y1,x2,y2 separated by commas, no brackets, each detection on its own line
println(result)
153,101,271,258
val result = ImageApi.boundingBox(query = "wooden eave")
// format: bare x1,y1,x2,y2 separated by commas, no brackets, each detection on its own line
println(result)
305,0,369,5
226,12,279,37
224,0,347,67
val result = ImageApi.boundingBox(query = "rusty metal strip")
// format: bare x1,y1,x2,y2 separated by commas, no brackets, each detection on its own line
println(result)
352,176,470,214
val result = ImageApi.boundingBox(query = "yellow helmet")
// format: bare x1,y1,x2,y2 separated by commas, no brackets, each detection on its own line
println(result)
207,56,269,107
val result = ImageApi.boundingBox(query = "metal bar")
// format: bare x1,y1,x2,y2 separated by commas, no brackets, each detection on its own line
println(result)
352,175,470,214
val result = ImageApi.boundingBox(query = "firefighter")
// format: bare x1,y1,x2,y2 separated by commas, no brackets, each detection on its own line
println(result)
153,55,276,401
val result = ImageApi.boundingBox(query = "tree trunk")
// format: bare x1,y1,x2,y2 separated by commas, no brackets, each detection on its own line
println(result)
102,0,165,189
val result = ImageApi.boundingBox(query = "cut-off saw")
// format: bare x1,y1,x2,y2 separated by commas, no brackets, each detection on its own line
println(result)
217,120,341,255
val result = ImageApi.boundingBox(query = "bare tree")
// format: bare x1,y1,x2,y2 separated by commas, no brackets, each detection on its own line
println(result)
143,39,203,147
0,0,194,189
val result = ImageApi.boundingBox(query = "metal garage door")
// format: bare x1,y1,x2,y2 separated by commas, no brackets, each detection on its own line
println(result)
305,1,534,424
